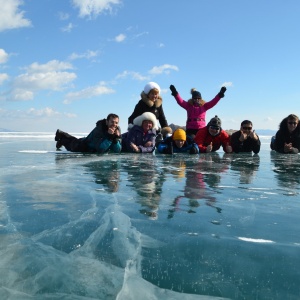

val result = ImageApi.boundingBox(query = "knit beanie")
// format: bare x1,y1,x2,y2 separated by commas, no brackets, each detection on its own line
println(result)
144,82,161,95
208,115,222,127
172,128,186,141
191,88,202,99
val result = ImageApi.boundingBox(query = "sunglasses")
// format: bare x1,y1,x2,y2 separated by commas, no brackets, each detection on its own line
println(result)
242,126,252,130
193,98,202,100
288,122,297,125
210,126,220,130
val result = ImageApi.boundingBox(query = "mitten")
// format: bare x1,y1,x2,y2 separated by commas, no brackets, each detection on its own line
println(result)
218,86,227,98
189,145,199,154
169,85,178,96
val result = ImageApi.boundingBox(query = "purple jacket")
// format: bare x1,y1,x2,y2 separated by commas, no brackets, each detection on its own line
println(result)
121,125,156,153
174,93,221,130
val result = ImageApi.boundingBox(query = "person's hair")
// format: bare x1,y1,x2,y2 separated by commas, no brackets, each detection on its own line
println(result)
148,88,159,95
279,114,299,131
241,120,252,126
106,113,119,121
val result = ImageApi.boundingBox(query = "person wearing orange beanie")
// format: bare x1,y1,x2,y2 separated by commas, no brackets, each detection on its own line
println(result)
157,128,199,154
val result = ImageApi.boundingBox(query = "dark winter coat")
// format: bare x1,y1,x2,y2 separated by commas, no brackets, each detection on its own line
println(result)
128,92,168,128
230,131,261,154
82,119,122,153
121,125,156,153
273,123,300,153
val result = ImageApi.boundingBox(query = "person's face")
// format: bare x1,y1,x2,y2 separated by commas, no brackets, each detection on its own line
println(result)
287,119,298,133
174,139,185,148
142,120,153,131
208,125,220,136
193,97,202,105
148,90,159,102
107,117,119,129
240,123,253,135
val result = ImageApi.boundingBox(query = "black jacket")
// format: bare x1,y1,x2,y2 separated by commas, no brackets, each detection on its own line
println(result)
230,131,261,154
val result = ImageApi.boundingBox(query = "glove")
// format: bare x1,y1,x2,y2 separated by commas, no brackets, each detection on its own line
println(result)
189,145,198,154
218,86,227,98
163,142,173,155
169,85,178,96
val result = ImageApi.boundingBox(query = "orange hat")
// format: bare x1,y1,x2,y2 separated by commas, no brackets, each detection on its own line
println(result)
172,129,186,141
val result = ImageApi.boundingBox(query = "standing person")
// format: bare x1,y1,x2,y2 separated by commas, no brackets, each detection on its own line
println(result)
271,114,300,154
194,115,232,153
122,112,157,153
169,84,227,137
128,82,169,131
55,113,121,153
231,120,261,154
157,128,199,154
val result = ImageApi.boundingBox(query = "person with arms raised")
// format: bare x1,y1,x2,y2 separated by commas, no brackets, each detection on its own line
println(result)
169,84,227,138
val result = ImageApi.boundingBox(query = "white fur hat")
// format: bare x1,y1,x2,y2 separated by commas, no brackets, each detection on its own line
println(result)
143,82,161,95
133,112,158,130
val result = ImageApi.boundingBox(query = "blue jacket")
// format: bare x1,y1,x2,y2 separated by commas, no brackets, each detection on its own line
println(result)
157,135,199,154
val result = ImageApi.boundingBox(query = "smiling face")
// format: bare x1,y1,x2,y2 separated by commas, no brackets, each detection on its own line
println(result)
240,122,253,135
142,120,153,131
208,125,220,136
287,118,298,133
147,89,159,102
106,117,119,130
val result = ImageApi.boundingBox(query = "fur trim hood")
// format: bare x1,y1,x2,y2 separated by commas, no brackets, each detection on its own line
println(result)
133,112,159,130
141,92,163,108
187,98,206,107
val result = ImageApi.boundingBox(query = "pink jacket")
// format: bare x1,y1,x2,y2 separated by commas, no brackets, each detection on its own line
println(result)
174,93,221,130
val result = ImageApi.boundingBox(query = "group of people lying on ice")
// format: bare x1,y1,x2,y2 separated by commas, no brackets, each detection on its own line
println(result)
54,81,300,155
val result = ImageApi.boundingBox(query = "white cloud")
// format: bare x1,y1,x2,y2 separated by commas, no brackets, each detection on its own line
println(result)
61,22,74,33
0,73,9,85
9,60,76,101
0,107,75,119
221,82,233,87
71,0,121,18
63,81,115,104
68,50,99,60
148,64,179,75
0,0,31,32
115,71,149,81
27,107,60,117
0,49,9,64
114,33,126,42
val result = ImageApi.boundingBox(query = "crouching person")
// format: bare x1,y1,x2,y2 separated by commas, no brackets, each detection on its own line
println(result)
55,113,122,153
157,128,199,154
122,112,157,153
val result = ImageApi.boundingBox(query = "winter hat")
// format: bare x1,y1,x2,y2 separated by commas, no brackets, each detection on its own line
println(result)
133,112,158,130
172,128,187,141
144,82,161,95
191,88,202,99
208,115,222,128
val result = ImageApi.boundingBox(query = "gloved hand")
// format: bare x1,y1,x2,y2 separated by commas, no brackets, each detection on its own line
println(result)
218,86,227,98
189,145,199,154
170,85,178,96
163,142,173,154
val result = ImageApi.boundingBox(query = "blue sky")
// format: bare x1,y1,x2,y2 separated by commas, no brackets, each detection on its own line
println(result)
1,0,300,133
